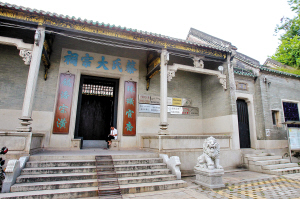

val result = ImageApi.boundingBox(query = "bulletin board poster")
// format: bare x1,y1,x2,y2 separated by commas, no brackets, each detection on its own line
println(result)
289,128,300,150
123,81,136,136
52,73,75,134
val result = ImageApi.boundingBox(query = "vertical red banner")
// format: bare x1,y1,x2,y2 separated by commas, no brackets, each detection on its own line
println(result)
52,73,75,134
123,81,136,136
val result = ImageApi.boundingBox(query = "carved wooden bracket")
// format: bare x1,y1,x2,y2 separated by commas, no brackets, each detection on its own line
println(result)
167,63,227,90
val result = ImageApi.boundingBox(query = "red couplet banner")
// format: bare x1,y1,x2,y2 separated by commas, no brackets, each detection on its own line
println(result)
123,81,136,136
52,73,75,134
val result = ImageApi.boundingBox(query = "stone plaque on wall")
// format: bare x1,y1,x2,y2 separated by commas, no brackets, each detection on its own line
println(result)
60,48,139,77
190,107,199,116
151,96,160,104
236,82,248,90
182,107,190,115
139,95,151,104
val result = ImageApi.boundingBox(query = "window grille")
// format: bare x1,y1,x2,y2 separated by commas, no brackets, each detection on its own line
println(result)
283,102,300,127
82,84,114,97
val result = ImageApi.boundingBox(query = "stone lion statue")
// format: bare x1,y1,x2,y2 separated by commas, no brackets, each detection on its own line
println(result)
194,136,223,170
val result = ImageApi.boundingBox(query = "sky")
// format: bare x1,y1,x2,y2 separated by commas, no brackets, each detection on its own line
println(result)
2,0,296,64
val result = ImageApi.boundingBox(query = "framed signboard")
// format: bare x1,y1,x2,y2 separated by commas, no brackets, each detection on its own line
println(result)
52,73,75,134
123,81,136,136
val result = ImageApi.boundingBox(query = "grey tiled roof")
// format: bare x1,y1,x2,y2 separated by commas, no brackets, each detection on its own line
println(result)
235,54,300,78
187,28,234,52
264,58,289,68
0,2,227,52
233,67,257,77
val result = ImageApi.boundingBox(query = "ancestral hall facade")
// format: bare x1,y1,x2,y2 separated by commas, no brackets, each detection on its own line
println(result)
1,2,300,173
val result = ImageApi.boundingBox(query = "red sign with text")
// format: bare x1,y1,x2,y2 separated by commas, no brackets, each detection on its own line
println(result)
123,81,136,136
52,73,75,134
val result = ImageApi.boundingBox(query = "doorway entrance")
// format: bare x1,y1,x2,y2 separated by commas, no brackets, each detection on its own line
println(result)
75,75,119,148
237,99,251,148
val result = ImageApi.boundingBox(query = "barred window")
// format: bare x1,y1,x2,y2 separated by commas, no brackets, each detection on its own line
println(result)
283,102,300,127
82,84,114,97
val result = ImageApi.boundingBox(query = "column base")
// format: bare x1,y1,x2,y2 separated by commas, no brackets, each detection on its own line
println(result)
159,122,169,135
17,116,32,132
158,129,169,135
16,126,32,132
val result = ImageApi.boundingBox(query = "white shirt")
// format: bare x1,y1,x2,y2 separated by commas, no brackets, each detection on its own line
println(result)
110,129,118,140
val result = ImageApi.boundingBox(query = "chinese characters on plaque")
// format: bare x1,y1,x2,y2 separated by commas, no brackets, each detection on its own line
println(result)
53,73,75,134
61,49,139,76
138,95,198,116
123,82,137,136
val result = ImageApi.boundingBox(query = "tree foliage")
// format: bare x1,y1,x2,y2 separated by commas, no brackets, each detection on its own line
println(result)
272,0,300,68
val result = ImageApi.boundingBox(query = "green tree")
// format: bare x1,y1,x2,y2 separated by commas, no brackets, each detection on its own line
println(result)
272,0,300,68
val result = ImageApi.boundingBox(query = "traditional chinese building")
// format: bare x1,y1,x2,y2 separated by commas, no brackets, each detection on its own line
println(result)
0,2,300,176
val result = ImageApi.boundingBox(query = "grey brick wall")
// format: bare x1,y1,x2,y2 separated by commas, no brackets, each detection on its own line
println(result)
259,73,300,140
235,72,300,141
201,61,233,119
0,44,28,110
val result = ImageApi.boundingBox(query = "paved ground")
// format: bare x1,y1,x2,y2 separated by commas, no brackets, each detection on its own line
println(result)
123,171,300,199
23,149,300,198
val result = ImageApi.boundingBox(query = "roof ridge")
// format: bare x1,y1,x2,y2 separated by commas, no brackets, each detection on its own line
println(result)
235,55,300,78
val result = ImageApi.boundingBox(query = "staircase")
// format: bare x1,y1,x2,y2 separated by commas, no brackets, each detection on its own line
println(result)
1,153,187,198
244,152,300,175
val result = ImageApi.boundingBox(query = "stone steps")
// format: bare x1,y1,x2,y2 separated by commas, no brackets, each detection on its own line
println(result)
11,175,177,192
269,167,300,175
244,152,300,175
25,158,163,168
248,155,282,161
16,169,171,183
21,163,167,174
6,153,187,198
28,154,159,161
253,159,290,166
262,163,298,170
2,180,187,198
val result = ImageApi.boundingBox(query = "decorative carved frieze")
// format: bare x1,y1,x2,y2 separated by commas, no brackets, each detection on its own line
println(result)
167,63,227,90
19,50,32,65
193,56,204,68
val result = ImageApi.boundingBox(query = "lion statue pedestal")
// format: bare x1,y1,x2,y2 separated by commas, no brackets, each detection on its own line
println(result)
194,136,225,189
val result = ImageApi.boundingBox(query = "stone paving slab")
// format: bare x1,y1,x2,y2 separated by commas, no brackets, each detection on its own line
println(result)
122,171,300,199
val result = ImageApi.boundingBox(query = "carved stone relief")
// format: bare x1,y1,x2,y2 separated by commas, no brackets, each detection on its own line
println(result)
19,50,32,65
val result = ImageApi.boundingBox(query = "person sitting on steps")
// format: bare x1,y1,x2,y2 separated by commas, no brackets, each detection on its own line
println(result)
107,126,117,148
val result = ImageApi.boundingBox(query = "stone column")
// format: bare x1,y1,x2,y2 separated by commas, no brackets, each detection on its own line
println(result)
159,49,169,135
226,53,240,150
17,26,45,132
